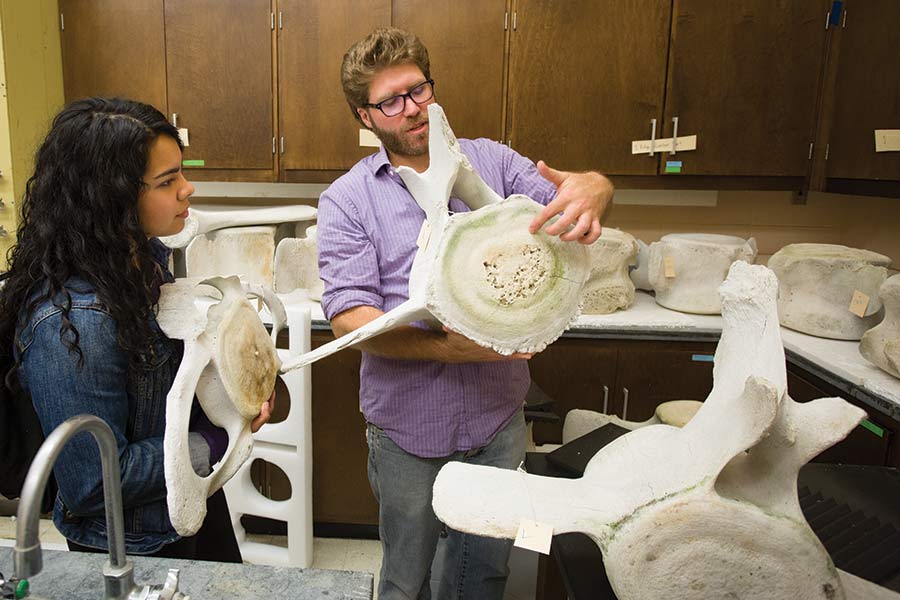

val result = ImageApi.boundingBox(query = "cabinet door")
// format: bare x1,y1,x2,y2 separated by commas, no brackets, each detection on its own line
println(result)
528,339,617,445
613,343,715,422
662,0,828,176
59,0,167,111
278,0,390,172
393,0,506,142
164,0,274,172
825,0,900,181
506,0,671,174
310,331,378,525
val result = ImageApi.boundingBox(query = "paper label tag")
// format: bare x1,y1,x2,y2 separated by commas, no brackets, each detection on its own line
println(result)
359,128,381,148
178,127,190,147
664,256,676,278
182,159,205,167
848,290,870,317
875,130,900,152
632,134,698,155
514,519,553,555
416,219,432,250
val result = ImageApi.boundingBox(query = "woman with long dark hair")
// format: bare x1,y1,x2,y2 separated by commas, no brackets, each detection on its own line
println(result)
0,97,271,560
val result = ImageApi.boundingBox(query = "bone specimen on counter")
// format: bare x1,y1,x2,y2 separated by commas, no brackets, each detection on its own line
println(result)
860,274,900,378
562,400,702,442
156,275,286,536
432,261,865,600
274,223,325,300
768,243,891,340
647,233,757,314
159,204,317,249
580,228,639,314
185,225,276,287
278,103,590,372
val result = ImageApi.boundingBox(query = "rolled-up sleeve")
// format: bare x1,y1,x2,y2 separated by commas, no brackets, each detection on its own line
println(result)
317,187,385,320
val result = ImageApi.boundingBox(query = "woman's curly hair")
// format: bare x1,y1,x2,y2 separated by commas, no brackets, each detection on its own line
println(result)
0,97,182,366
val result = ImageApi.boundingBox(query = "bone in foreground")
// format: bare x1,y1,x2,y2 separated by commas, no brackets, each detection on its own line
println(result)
279,103,589,372
156,275,285,535
432,261,865,600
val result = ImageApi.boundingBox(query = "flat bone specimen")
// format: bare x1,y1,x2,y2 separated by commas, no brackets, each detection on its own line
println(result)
185,225,276,287
769,243,891,340
274,224,325,300
562,400,702,442
156,275,285,535
432,261,865,600
159,204,317,249
648,233,757,314
279,104,590,371
860,274,900,378
580,228,638,314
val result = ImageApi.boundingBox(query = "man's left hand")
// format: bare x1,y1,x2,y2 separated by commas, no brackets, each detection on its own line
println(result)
528,160,614,245
251,390,276,433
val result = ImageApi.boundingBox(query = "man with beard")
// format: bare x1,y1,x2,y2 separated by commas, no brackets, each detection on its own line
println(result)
316,27,613,600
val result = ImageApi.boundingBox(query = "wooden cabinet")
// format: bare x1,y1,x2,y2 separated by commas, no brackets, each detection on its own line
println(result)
824,0,900,184
60,0,276,181
529,339,618,445
661,0,828,176
278,0,390,176
507,0,671,174
530,339,715,444
613,343,714,421
393,0,507,143
308,331,377,525
59,0,167,111
165,0,275,179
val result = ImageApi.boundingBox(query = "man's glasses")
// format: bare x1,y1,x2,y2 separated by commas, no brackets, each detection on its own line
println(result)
366,80,435,117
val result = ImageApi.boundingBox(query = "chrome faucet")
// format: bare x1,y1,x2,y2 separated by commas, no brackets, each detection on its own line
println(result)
14,415,189,599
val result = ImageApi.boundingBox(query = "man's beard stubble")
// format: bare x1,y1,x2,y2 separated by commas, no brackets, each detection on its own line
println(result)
369,119,428,158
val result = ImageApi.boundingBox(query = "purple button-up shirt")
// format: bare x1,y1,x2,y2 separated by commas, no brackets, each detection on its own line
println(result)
317,138,556,458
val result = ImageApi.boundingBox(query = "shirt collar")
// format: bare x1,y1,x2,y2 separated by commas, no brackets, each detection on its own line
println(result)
368,145,393,176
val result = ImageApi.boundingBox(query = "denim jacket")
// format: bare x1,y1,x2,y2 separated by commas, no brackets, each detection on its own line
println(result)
15,240,197,554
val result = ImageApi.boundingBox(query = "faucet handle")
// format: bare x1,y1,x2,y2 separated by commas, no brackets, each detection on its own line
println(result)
0,572,29,599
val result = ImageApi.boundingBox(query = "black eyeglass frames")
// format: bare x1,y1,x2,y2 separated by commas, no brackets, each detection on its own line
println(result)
365,79,435,117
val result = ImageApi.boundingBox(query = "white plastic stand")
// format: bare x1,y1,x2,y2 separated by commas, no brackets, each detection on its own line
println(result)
224,303,313,567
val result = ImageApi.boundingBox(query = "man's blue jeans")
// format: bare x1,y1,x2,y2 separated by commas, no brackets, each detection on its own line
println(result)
366,409,526,600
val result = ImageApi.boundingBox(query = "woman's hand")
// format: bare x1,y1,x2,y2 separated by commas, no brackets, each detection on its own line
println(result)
250,390,276,433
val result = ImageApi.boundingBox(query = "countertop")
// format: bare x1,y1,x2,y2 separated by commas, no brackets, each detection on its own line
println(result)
301,291,900,420
0,547,372,599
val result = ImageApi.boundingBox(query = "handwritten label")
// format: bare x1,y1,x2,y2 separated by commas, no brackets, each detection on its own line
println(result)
416,220,432,250
664,256,676,278
874,130,900,152
514,519,553,555
848,290,870,317
632,135,698,155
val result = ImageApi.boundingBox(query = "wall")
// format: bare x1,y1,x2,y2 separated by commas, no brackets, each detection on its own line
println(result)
606,190,900,269
0,0,63,269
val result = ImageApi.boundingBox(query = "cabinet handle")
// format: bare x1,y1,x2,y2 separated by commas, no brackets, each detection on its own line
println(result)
621,387,629,420
648,119,657,156
172,113,178,128
670,116,679,155
602,385,609,414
